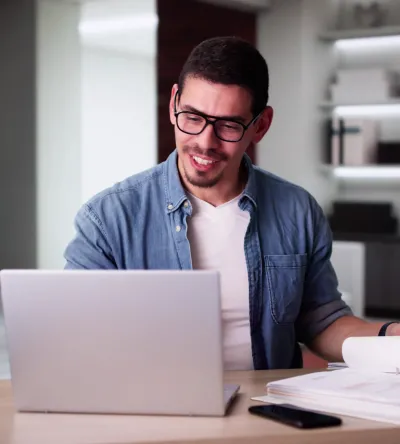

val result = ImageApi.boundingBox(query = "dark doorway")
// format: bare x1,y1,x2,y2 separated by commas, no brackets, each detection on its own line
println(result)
157,0,257,164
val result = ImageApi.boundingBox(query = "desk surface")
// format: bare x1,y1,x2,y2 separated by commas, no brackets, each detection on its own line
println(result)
0,369,399,444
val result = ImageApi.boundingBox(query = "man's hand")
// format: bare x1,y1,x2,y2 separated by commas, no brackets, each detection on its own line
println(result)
307,316,398,363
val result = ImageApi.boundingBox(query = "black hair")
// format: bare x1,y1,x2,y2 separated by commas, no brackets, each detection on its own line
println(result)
178,36,269,117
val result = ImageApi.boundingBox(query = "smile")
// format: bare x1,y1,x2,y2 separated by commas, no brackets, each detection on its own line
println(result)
192,156,217,166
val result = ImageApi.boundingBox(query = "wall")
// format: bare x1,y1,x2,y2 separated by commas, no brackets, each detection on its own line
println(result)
0,0,36,269
80,0,157,203
81,49,156,202
257,0,339,210
37,0,158,267
36,0,82,269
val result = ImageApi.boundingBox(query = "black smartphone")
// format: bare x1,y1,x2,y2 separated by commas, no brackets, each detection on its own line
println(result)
248,404,342,429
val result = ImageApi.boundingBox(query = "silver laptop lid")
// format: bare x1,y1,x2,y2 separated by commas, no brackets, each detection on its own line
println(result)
0,269,226,416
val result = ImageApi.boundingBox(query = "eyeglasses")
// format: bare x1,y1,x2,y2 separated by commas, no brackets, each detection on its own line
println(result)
173,91,263,143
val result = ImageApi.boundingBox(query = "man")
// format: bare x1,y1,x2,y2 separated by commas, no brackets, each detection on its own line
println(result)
64,36,399,370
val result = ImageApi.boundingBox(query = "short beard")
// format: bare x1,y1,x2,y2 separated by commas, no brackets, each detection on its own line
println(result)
182,165,223,188
181,144,227,188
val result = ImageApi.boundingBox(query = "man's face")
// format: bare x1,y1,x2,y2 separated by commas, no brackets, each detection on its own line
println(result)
169,77,271,189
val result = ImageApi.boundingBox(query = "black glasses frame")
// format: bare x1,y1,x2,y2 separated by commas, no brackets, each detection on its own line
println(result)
173,91,263,143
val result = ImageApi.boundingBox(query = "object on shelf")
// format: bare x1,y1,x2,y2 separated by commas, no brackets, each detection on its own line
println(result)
333,0,400,30
353,1,386,28
377,141,400,164
329,68,400,104
326,117,379,165
328,201,398,235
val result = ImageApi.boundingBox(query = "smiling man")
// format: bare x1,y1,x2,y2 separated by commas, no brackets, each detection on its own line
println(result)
64,36,400,370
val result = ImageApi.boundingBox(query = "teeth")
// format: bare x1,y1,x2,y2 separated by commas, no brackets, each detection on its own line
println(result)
193,156,214,165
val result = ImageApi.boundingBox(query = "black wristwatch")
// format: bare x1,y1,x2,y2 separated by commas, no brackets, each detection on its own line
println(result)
378,321,399,336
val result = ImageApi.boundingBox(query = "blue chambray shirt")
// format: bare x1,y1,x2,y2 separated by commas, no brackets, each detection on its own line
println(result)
64,150,352,369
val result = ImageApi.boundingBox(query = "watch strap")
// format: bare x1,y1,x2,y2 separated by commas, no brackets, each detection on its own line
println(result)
378,321,398,336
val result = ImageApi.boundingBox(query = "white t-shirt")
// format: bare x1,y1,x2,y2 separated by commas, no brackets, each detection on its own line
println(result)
186,193,253,371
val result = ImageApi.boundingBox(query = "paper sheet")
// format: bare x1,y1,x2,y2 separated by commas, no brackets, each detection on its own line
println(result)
343,336,400,373
252,368,400,425
268,369,400,404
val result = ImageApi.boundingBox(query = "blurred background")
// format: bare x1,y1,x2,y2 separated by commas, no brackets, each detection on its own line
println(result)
2,0,400,370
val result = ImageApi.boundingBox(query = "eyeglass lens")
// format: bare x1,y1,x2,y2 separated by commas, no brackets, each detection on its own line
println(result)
177,113,244,142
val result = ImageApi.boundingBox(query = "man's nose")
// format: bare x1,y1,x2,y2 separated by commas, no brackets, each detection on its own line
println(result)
196,121,221,147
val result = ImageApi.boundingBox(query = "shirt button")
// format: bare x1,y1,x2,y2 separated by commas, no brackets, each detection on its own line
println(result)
183,201,189,208
176,225,181,232
167,204,173,210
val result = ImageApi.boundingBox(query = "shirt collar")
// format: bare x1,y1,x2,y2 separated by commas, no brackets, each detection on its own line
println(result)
163,150,188,213
163,149,258,213
241,153,258,209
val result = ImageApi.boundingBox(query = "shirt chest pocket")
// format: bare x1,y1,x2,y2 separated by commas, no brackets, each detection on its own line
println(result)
265,254,307,325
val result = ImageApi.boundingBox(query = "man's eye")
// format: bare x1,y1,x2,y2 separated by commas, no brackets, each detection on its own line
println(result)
221,123,241,131
186,114,202,122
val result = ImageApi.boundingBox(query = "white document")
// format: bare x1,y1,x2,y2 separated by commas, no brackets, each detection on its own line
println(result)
342,336,400,373
252,337,400,425
327,362,348,370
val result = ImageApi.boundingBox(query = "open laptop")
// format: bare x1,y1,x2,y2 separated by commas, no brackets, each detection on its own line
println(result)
0,269,239,416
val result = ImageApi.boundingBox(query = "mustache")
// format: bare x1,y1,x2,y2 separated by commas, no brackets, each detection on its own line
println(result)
182,145,228,162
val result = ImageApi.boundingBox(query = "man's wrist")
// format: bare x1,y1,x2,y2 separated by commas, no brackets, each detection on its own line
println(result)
379,322,399,336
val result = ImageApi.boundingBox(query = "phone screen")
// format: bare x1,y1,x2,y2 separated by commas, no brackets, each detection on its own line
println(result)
249,404,342,429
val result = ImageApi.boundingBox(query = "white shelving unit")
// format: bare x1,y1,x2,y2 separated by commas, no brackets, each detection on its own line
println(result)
320,24,400,182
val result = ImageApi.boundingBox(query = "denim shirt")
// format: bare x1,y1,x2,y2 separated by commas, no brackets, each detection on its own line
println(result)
64,150,351,369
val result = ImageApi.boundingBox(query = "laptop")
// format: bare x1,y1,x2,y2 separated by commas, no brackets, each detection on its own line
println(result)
0,269,239,416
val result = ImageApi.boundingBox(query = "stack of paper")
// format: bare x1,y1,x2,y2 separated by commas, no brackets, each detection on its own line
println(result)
253,368,400,424
327,362,348,370
252,337,400,425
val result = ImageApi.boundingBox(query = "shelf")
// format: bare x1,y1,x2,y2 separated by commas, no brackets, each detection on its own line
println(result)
321,165,400,182
319,100,400,117
319,100,400,109
319,25,400,41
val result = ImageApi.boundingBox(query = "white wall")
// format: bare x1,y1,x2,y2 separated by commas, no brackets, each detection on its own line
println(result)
36,0,82,269
256,0,303,180
35,0,158,268
257,0,339,209
81,49,156,202
79,0,157,203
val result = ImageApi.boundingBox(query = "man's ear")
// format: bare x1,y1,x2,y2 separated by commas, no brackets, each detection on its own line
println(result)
169,84,179,125
252,106,274,144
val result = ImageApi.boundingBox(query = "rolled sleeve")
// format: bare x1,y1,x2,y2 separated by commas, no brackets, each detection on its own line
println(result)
297,299,352,344
295,199,353,344
64,204,116,270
